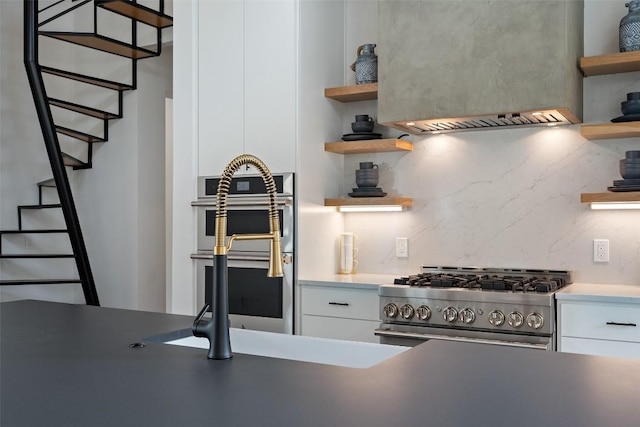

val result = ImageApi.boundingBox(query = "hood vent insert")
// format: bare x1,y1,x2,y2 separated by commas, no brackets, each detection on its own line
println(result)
394,110,574,135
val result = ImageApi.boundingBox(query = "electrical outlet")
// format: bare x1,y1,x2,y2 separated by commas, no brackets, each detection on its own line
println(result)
593,239,609,263
396,237,409,258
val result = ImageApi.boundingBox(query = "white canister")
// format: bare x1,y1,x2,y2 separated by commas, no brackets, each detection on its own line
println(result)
338,232,358,274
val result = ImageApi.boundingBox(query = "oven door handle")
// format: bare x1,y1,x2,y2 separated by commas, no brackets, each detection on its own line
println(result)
191,197,292,207
374,329,550,350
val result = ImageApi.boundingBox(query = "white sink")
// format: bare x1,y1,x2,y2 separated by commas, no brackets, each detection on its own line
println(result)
165,328,409,368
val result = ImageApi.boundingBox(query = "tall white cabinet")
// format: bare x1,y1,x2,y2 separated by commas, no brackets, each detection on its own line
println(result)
198,0,297,176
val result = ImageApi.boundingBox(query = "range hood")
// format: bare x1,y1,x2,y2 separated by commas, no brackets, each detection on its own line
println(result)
377,0,583,135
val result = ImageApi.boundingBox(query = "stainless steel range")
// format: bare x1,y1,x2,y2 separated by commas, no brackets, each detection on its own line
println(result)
375,266,572,351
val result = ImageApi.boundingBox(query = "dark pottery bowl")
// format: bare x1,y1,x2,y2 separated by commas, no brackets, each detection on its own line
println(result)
351,121,375,133
626,150,640,159
620,163,640,179
621,99,640,115
620,159,640,165
627,92,640,101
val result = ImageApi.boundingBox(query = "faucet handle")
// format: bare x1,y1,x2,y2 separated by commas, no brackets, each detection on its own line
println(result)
192,304,210,337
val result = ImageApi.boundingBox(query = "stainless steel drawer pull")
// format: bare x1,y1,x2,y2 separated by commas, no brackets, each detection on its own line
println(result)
606,321,637,327
328,302,349,306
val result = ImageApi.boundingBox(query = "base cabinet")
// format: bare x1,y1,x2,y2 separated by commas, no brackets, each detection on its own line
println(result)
558,300,640,360
299,285,380,343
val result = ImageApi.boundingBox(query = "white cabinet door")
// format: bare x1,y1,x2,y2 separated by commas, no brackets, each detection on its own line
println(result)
302,316,380,343
244,0,296,174
198,0,297,177
560,337,640,360
198,0,245,175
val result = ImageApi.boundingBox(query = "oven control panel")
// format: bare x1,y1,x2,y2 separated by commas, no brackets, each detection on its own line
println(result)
380,298,552,334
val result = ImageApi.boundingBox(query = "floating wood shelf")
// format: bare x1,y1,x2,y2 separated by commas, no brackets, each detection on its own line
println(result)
325,197,413,207
580,51,640,77
581,192,640,204
324,83,378,102
580,122,640,140
324,138,412,154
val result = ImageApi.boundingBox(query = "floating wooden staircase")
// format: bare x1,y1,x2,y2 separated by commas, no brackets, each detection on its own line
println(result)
0,0,172,304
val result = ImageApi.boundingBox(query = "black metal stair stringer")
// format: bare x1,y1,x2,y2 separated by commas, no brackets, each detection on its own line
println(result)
23,0,99,306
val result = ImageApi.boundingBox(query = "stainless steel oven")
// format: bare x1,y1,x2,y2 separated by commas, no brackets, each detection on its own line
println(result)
192,251,294,334
192,173,295,334
375,266,572,351
193,174,294,253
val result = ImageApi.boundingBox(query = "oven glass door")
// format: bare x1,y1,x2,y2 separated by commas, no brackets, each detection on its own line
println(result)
194,254,294,334
205,264,283,318
196,200,292,253
375,324,553,351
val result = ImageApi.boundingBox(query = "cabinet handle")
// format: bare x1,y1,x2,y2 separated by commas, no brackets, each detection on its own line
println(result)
328,302,349,307
606,321,637,327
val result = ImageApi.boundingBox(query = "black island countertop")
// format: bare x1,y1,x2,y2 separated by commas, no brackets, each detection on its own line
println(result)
1,300,639,426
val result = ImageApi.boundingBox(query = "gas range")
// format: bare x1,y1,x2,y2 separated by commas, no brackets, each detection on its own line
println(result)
376,266,572,350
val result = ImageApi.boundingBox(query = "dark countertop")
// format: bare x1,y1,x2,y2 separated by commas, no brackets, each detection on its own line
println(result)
2,300,639,426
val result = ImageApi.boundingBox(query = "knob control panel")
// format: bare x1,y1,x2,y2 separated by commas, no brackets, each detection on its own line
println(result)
443,307,458,323
383,303,399,318
458,308,475,324
526,313,544,330
400,304,415,320
488,310,505,326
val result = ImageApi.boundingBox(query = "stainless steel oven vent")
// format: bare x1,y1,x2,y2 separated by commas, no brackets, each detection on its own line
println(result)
391,110,575,135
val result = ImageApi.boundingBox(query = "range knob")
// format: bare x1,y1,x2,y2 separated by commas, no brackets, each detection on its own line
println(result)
416,305,432,321
443,307,458,323
459,308,476,324
526,313,544,330
400,304,415,320
507,311,524,328
383,303,399,318
488,310,505,326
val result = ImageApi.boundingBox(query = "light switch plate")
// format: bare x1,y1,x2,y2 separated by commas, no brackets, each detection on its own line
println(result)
396,237,408,258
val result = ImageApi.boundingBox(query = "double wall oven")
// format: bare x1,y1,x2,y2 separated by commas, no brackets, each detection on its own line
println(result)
192,173,295,334
376,266,572,351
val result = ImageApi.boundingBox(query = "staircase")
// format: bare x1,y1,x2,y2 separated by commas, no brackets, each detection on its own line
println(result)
0,0,173,305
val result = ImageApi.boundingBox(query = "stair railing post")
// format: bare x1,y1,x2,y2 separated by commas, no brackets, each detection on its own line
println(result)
23,0,100,306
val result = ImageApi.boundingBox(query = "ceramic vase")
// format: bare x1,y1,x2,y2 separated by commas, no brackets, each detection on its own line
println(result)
620,0,640,52
350,44,378,85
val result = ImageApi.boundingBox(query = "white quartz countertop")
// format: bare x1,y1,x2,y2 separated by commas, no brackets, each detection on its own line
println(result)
298,273,398,289
556,282,640,304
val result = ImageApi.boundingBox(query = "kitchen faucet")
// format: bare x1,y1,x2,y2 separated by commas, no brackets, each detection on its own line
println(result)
192,154,284,359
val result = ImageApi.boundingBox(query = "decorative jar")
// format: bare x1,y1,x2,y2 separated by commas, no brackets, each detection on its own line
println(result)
620,0,640,52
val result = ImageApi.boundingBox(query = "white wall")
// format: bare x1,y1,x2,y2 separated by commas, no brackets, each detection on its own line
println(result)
342,0,640,286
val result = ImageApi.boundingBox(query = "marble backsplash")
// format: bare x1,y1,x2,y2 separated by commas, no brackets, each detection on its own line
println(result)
341,126,640,285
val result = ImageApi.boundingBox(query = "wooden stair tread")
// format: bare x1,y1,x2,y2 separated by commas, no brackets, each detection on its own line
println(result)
18,204,62,209
56,125,105,143
62,152,86,167
37,178,56,188
39,32,158,59
97,0,173,28
49,98,119,120
0,254,75,259
0,229,67,234
0,279,82,286
40,66,134,91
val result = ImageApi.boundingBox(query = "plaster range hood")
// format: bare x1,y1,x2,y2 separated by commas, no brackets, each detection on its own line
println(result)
377,0,584,135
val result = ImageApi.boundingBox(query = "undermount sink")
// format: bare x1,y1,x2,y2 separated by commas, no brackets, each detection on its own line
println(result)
164,328,409,369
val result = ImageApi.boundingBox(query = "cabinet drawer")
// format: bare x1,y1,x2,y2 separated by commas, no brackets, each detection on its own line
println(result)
560,337,640,360
559,302,640,343
301,315,380,343
301,287,379,321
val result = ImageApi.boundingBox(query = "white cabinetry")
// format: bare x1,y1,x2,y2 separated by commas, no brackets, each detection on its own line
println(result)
300,285,380,343
198,0,296,176
557,284,640,360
